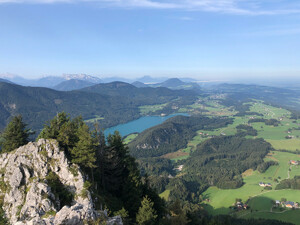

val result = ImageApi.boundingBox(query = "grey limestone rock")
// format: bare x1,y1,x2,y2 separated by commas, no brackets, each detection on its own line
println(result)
0,139,122,225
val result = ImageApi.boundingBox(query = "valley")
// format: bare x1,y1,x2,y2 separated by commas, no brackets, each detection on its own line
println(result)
123,94,300,224
1,79,300,224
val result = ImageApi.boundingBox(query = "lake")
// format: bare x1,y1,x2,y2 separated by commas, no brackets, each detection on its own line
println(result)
104,113,189,137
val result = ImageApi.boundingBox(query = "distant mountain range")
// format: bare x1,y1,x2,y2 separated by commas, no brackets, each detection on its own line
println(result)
0,74,102,89
131,81,149,88
0,74,202,89
62,74,102,83
131,78,201,92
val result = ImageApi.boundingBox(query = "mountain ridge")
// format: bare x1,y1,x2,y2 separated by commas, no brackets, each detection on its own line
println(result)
53,79,95,91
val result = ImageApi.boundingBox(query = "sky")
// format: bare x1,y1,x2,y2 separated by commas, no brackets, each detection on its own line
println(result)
0,0,300,79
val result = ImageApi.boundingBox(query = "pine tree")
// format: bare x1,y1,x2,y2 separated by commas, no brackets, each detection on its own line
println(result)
71,123,96,171
0,115,30,152
136,195,158,225
38,112,70,140
101,131,128,195
169,200,189,225
38,112,81,150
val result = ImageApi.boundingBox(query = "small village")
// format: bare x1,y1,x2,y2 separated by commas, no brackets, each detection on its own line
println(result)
275,200,299,209
231,198,300,213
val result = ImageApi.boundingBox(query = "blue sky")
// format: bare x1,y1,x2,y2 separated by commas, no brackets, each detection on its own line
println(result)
0,0,300,79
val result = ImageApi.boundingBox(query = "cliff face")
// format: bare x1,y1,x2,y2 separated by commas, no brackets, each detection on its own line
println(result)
0,139,122,225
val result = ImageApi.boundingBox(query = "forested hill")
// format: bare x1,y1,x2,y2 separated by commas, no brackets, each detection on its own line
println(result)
0,82,136,131
185,136,273,189
129,116,233,158
80,81,197,105
149,78,201,91
0,81,197,132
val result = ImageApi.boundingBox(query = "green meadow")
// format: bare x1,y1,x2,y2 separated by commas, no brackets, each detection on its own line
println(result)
267,139,300,151
84,115,104,123
242,210,300,225
139,103,167,115
124,133,138,144
202,151,300,224
159,189,170,201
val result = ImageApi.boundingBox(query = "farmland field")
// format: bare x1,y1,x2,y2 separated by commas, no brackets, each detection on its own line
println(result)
201,151,300,224
139,103,167,115
267,139,300,151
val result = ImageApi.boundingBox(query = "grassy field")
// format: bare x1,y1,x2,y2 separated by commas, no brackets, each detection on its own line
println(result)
242,210,300,225
201,151,300,223
123,133,138,144
178,98,236,117
249,101,291,119
267,139,300,151
139,103,167,115
159,189,170,201
84,115,104,123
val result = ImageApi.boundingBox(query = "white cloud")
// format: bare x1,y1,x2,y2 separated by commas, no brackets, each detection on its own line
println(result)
1,0,300,15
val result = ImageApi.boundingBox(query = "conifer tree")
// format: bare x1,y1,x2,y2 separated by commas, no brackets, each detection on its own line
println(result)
0,115,30,152
168,200,189,225
38,112,70,140
136,195,158,225
101,131,128,194
38,112,81,150
71,123,96,171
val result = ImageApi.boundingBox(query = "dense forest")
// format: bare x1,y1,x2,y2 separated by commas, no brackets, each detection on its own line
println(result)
142,135,275,207
248,118,281,126
276,176,300,190
129,116,233,158
236,124,258,136
185,136,273,188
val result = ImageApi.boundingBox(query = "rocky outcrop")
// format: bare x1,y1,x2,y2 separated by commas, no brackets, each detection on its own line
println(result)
0,139,122,225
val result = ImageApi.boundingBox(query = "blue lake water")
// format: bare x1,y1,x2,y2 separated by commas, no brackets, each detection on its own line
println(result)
104,113,189,137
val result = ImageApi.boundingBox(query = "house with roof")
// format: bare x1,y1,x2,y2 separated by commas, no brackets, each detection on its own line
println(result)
285,201,295,208
290,160,299,165
259,182,272,187
235,201,248,211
